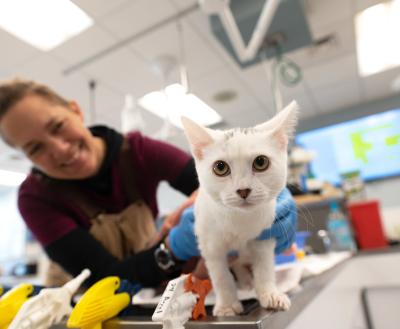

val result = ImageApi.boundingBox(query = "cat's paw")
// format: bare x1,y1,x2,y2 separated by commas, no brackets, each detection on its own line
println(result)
213,301,244,316
258,291,291,311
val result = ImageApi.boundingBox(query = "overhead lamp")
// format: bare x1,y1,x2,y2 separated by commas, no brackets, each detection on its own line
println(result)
0,0,93,51
138,83,222,128
0,169,26,187
355,0,400,76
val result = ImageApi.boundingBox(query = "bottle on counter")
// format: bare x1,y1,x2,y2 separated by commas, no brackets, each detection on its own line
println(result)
327,200,357,252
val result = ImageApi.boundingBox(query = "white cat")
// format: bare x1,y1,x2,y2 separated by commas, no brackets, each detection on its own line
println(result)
181,101,298,316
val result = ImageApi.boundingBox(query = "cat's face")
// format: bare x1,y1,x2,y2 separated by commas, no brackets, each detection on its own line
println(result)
182,101,298,210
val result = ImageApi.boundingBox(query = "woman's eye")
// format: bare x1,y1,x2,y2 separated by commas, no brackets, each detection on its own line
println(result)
29,144,43,156
252,155,270,172
52,121,64,133
213,160,230,177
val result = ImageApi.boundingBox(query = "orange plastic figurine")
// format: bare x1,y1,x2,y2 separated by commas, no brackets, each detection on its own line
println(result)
183,273,212,320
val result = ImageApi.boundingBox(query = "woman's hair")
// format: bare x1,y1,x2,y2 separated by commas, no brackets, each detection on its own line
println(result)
0,78,69,120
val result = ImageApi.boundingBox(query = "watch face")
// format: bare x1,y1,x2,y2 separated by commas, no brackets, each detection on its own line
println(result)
155,242,175,271
157,249,170,266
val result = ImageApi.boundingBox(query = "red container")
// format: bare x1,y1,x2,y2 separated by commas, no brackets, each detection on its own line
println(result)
347,200,387,250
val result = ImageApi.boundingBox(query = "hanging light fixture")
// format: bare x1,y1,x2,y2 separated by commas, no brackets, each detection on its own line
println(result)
139,82,222,128
138,22,222,139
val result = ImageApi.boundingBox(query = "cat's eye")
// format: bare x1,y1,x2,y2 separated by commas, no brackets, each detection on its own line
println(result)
252,155,270,172
213,160,230,177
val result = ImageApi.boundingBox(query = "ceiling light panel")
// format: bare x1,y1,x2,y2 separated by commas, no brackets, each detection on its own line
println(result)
0,0,93,51
356,0,400,76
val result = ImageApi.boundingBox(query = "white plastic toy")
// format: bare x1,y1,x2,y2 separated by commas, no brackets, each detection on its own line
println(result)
8,269,91,329
152,274,197,329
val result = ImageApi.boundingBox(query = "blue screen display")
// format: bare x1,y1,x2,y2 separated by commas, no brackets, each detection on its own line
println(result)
296,109,400,185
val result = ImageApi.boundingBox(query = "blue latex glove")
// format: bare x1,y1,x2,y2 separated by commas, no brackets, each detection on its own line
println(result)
256,187,298,254
169,206,199,261
169,187,298,260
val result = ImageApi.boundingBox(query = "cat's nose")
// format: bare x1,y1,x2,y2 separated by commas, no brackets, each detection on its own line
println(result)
236,188,251,199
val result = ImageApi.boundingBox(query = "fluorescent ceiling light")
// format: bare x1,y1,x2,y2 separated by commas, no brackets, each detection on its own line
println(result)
0,169,26,187
355,0,400,76
0,0,93,51
138,83,222,128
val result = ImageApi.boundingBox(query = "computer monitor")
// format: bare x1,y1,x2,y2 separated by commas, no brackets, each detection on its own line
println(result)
296,109,400,185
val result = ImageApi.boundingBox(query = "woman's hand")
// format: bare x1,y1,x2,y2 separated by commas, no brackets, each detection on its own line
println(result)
148,190,198,247
168,206,200,260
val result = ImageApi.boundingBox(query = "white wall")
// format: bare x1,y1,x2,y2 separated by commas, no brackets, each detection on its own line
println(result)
0,187,26,262
156,181,187,216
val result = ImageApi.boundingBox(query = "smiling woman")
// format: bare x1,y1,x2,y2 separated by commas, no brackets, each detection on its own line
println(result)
0,78,201,287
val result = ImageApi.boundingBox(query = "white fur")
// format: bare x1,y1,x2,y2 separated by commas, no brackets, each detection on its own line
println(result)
181,101,298,316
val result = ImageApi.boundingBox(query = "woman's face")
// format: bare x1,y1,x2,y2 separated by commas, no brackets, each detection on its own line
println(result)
0,94,105,179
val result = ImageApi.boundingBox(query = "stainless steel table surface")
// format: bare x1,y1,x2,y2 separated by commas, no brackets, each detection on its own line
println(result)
51,249,363,329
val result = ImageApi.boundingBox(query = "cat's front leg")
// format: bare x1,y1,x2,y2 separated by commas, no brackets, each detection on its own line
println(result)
248,239,291,311
203,253,243,316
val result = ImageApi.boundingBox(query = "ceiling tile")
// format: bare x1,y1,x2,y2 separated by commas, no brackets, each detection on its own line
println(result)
280,83,318,119
72,0,130,19
288,17,356,70
354,0,382,13
51,25,115,65
303,54,359,89
184,9,243,69
190,67,268,121
238,63,275,109
305,0,352,30
16,55,85,93
311,79,362,113
0,29,41,74
360,68,400,102
238,62,318,118
130,19,225,81
100,0,176,40
12,54,121,126
82,48,161,97
168,0,198,10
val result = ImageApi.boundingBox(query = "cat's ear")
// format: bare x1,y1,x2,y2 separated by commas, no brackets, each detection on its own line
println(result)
256,100,298,148
181,116,215,160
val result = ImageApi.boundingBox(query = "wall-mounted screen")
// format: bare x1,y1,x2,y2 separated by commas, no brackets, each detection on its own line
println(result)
296,109,400,185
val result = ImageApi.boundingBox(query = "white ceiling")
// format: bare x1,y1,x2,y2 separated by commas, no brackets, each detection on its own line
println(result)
0,0,399,173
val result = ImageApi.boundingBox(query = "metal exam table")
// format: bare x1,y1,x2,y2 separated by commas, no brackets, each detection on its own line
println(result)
51,249,357,329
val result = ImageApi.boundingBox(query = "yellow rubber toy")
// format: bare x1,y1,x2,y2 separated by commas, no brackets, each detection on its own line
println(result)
0,286,3,296
0,283,33,329
67,276,130,329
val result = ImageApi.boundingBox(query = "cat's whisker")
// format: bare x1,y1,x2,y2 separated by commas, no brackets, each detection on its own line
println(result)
296,205,315,231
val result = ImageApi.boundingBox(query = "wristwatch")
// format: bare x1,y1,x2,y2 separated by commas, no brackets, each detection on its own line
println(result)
154,239,180,272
